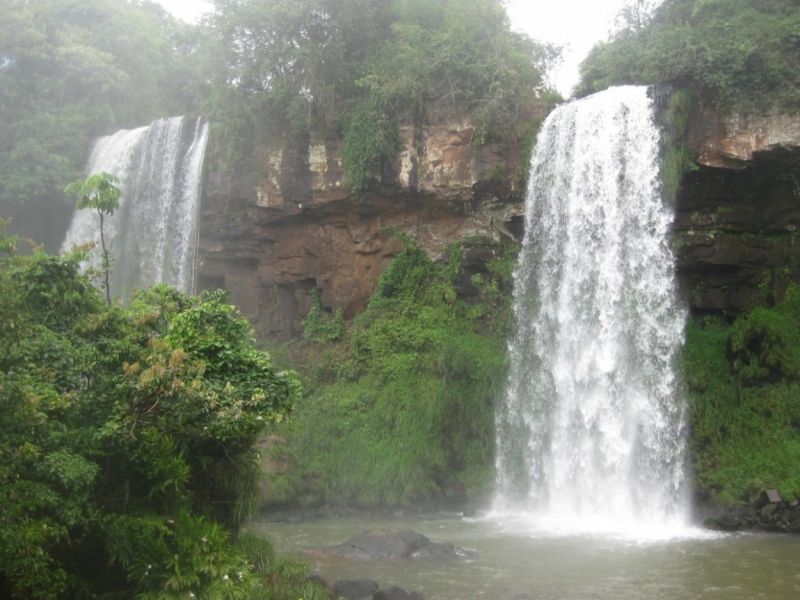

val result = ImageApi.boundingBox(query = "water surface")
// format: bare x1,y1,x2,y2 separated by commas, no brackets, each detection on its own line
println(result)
252,514,800,599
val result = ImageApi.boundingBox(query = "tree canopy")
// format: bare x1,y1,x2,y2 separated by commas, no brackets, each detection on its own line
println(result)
206,0,560,188
577,0,800,112
0,0,207,209
1,0,558,209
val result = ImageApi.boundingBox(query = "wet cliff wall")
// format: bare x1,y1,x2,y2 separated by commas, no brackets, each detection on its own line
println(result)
676,105,800,313
198,105,800,338
197,119,528,339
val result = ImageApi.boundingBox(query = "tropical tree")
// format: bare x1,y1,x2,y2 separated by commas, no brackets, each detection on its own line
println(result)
0,220,302,598
64,172,121,303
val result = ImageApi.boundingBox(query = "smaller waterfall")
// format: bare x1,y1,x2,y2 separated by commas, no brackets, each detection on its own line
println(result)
495,87,689,537
62,116,209,297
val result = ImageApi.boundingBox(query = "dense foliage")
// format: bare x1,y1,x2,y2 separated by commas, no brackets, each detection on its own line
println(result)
1,0,556,224
577,0,800,112
206,0,559,189
262,235,515,506
0,0,206,210
0,221,331,599
683,285,800,505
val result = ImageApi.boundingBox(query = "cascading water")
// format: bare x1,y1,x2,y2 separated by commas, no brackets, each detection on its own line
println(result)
62,116,209,297
495,86,689,536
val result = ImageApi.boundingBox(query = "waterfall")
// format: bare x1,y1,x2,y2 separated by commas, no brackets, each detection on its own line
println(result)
62,116,209,298
495,87,688,536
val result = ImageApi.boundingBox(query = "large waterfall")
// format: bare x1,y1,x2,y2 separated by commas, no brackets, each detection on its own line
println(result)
495,87,688,536
62,116,209,297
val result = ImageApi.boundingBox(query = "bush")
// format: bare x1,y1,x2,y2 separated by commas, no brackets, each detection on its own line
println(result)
682,285,800,505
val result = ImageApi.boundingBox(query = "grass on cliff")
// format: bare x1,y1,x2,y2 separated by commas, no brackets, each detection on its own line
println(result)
683,285,800,505
261,234,516,506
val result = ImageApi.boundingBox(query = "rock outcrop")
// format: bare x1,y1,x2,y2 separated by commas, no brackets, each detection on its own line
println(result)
675,103,800,313
198,119,528,338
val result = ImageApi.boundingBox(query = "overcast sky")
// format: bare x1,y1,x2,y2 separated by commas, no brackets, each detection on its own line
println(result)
154,0,632,97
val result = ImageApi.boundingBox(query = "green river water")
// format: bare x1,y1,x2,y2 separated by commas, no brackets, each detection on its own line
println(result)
252,513,800,600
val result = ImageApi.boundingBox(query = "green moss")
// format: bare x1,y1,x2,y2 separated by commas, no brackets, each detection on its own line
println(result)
302,289,346,343
668,89,693,139
663,144,697,200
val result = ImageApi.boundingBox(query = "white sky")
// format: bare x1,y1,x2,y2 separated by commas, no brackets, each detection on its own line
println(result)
155,0,631,97
507,0,630,96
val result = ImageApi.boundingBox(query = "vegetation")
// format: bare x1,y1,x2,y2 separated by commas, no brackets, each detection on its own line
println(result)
0,0,207,212
262,234,516,506
577,0,800,112
64,172,122,303
0,220,332,599
660,89,697,200
1,0,556,222
206,0,560,189
683,285,800,505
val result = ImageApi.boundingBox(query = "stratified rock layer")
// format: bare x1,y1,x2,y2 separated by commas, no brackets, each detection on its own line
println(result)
677,102,800,313
198,119,527,338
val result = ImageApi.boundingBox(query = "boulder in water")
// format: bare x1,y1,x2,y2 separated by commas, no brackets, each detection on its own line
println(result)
333,579,380,600
373,586,425,600
312,529,466,560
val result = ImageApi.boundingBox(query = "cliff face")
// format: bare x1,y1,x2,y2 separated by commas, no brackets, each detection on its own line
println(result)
676,105,800,313
198,105,800,337
198,120,527,338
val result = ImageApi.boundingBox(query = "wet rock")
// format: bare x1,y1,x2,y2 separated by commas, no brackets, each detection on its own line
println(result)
704,515,748,532
373,585,425,600
314,529,466,560
333,579,380,600
307,572,335,594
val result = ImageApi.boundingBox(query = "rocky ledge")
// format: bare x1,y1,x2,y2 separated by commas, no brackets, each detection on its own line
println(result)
299,529,471,600
704,489,800,534
326,579,424,600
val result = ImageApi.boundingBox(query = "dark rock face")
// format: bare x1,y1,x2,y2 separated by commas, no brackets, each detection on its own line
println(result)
674,148,800,315
317,529,465,560
674,102,800,314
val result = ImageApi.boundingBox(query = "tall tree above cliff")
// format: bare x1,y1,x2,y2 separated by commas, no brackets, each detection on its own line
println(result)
207,0,559,188
577,0,800,112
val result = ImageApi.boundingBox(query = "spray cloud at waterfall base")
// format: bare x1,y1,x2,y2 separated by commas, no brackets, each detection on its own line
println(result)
494,86,693,539
62,116,208,298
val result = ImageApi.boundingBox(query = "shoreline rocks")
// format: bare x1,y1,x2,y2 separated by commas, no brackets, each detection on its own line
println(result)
704,489,800,534
331,580,425,600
